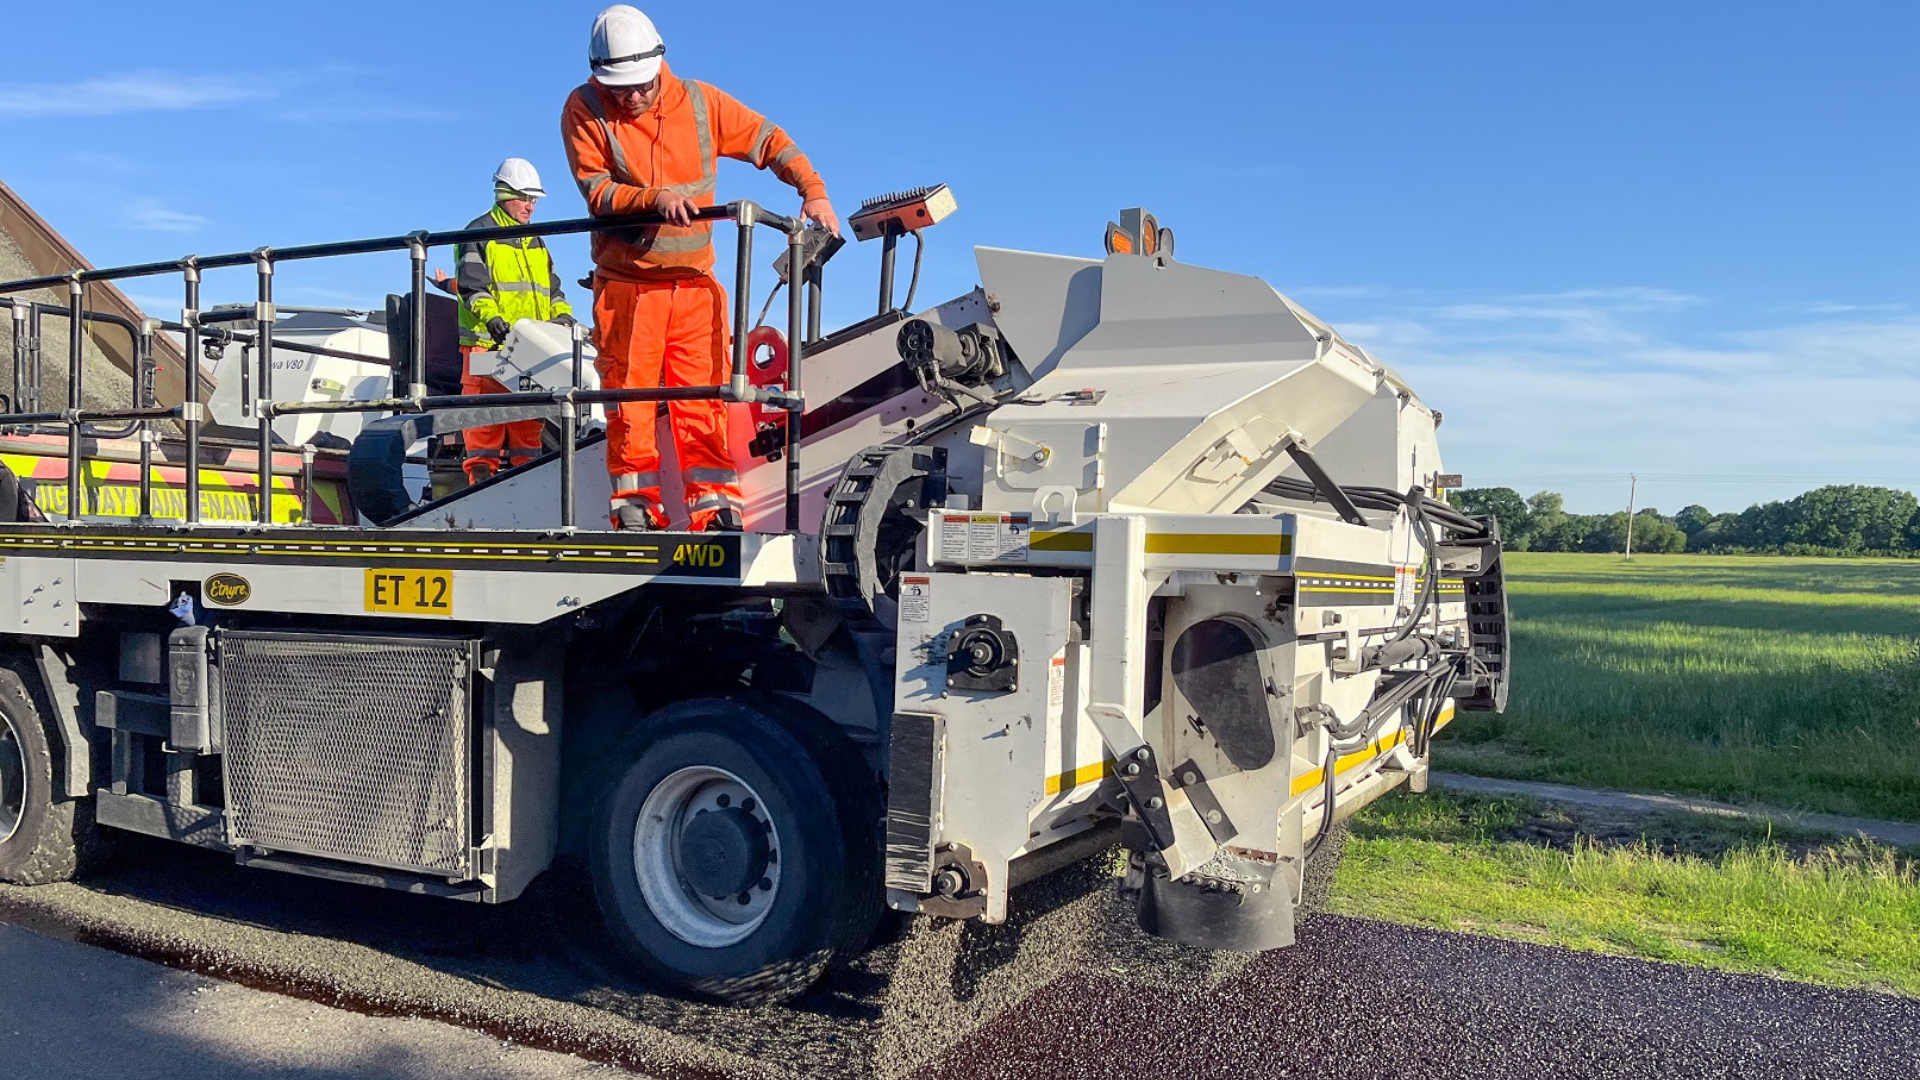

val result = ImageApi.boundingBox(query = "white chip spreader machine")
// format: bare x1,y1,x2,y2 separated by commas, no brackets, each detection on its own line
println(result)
0,194,1508,1004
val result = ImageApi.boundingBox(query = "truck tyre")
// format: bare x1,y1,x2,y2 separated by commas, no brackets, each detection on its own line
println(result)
588,696,883,1006
0,667,99,885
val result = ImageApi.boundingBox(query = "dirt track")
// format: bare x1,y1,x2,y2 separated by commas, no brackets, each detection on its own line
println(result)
2,836,1914,1079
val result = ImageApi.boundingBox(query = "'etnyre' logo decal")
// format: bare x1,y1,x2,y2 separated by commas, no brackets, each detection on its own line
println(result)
204,573,252,606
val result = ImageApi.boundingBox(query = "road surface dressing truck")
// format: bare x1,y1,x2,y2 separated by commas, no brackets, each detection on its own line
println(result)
0,192,1508,1003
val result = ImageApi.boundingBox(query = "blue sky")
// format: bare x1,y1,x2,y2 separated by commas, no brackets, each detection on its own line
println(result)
1,1,1914,513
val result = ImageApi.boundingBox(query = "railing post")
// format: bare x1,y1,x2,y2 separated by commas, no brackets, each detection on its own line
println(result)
253,249,275,525
64,275,84,522
560,321,584,530
137,319,157,521
300,443,316,524
181,258,202,524
7,303,24,417
729,203,755,402
408,233,428,400
27,304,44,414
785,226,805,531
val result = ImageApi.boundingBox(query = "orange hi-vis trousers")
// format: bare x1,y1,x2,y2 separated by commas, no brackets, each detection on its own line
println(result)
459,346,544,483
592,273,745,530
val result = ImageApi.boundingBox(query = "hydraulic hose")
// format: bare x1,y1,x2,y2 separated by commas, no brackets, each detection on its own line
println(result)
1304,743,1340,859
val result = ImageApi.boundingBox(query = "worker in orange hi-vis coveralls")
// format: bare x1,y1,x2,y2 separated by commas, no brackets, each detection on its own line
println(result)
562,5,840,531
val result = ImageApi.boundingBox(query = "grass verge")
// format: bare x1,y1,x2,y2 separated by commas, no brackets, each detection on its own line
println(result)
1437,552,1920,822
1328,789,1920,997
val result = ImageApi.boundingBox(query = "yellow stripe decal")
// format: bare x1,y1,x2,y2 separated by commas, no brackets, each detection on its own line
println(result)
1045,703,1459,801
1288,703,1457,797
1030,530,1095,553
1044,759,1114,795
1145,533,1293,556
1028,531,1293,557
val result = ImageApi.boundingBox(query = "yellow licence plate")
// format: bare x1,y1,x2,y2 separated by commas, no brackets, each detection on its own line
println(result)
364,568,454,615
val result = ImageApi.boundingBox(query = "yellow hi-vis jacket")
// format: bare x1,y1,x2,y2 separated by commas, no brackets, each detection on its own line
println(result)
455,204,574,349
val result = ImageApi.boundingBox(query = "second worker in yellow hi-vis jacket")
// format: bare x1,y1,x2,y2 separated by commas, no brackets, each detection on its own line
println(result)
455,158,577,484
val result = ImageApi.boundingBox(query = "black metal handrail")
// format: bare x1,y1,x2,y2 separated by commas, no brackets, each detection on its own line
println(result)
0,200,813,532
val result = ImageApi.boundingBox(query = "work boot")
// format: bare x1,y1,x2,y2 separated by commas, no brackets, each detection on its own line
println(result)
704,509,744,533
610,503,657,531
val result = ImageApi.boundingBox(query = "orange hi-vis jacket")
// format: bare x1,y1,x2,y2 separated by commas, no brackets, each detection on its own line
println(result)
562,64,827,281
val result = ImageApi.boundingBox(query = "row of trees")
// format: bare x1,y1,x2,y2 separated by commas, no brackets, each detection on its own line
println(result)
1449,484,1920,556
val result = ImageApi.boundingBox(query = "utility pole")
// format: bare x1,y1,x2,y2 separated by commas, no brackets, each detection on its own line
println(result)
1623,473,1638,560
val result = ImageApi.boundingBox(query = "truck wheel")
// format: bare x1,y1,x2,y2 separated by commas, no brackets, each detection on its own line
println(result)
588,697,882,1005
0,667,97,885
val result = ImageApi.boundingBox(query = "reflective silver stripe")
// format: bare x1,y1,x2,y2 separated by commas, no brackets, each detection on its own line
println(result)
577,171,612,197
494,281,552,294
773,144,804,169
682,467,739,484
464,448,506,459
688,491,745,513
749,119,776,164
683,82,715,193
610,492,665,510
580,86,637,184
647,232,712,253
613,471,662,492
466,289,496,305
663,175,717,198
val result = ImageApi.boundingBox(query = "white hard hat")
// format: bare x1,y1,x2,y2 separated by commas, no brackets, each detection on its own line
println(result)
494,158,545,199
590,5,665,87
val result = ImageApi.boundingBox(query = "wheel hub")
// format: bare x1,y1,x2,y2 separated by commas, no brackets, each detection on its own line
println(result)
632,766,783,949
0,713,24,845
679,806,771,899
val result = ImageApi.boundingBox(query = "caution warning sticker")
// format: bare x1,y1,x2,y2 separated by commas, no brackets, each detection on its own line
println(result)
939,512,1031,564
900,575,932,623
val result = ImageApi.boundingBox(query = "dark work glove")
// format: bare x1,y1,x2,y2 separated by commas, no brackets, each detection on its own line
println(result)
486,317,511,344
552,313,577,329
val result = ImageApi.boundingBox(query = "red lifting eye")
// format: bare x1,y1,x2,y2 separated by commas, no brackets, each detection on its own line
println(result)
744,326,789,426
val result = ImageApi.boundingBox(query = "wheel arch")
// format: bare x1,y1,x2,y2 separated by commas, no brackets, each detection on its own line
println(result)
8,644,89,799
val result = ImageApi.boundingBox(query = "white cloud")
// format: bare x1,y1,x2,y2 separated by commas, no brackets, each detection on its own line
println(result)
0,66,447,124
1785,300,1909,316
121,199,207,233
1318,285,1920,513
0,72,260,117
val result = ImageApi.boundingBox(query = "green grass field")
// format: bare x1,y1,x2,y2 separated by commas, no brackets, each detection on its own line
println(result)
1437,553,1920,822
1332,791,1920,997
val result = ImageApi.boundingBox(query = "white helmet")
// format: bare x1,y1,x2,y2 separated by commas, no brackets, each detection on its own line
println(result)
590,6,665,87
494,158,545,200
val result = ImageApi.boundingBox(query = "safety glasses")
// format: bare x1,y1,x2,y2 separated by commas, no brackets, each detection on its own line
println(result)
606,77,661,101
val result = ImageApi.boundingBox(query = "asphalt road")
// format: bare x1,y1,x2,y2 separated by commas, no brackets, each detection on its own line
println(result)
2,837,1915,1079
920,916,1920,1080
0,923,621,1080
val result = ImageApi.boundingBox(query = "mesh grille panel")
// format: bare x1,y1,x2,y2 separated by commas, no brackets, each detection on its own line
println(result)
219,632,475,877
